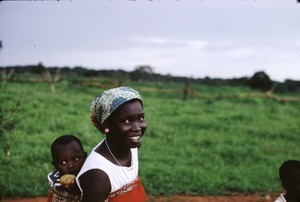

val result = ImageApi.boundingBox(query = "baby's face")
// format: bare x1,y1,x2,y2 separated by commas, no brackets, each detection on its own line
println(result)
53,141,86,175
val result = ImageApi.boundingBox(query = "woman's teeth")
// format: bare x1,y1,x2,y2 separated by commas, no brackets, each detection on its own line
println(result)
130,136,140,142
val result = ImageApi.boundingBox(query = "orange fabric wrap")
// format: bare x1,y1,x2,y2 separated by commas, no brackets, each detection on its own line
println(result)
47,190,53,202
108,177,146,202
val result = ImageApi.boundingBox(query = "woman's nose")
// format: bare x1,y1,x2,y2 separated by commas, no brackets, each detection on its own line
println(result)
132,121,141,131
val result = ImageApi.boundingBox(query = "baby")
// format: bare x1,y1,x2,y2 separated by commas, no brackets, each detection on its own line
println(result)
274,160,300,202
47,134,87,202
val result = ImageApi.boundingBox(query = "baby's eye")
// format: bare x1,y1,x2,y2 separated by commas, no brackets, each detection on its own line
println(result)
59,161,67,165
74,157,79,162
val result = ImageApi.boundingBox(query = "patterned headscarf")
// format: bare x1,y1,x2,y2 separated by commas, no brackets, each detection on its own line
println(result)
90,86,143,133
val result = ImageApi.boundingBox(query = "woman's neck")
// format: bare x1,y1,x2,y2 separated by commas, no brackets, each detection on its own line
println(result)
104,138,131,167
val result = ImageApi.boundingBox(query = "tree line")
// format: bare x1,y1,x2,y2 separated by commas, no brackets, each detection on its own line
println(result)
1,63,300,94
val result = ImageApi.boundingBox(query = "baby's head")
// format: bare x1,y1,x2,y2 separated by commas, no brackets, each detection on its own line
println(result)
51,134,87,176
279,160,300,194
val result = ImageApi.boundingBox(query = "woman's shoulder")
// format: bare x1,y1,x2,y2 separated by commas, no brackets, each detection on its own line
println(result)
79,168,109,182
78,168,110,191
79,169,111,201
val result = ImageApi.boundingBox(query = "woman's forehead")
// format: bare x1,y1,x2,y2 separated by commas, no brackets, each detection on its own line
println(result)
111,100,144,117
91,86,142,125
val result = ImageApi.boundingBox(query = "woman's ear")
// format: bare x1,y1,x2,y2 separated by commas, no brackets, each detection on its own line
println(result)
102,122,110,134
94,122,106,134
104,128,110,134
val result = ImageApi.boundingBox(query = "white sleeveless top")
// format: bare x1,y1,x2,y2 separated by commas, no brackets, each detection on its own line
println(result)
76,139,139,193
274,194,286,202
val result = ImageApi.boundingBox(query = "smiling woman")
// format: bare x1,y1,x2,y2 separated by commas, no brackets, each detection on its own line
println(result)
76,86,147,202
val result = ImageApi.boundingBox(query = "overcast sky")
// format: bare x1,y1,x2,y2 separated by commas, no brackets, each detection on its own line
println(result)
0,0,300,82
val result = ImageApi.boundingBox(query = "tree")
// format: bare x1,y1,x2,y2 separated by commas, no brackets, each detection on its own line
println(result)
41,68,61,93
129,65,154,81
135,65,154,74
31,62,46,74
249,71,273,92
82,69,99,77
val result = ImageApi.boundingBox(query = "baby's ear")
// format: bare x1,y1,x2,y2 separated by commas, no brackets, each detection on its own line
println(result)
51,161,57,169
281,181,287,190
84,152,88,158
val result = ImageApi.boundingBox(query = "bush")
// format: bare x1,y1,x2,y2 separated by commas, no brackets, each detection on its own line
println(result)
0,98,21,156
249,71,273,92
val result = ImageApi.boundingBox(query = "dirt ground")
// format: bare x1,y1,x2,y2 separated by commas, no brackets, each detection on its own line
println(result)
1,193,280,202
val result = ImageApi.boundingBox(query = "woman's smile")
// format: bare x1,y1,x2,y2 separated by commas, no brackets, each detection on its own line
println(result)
129,135,141,143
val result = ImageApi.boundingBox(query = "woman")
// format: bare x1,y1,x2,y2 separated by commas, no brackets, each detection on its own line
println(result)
76,86,147,202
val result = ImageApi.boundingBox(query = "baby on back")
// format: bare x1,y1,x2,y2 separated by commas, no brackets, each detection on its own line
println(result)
47,134,87,202
274,160,300,202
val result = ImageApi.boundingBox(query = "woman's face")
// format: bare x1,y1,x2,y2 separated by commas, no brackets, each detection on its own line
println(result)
107,99,147,149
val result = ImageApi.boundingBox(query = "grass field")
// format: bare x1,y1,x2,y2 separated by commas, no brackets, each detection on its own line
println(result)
1,80,300,198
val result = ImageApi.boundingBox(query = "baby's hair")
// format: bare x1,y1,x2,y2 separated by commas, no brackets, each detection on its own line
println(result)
279,159,300,189
51,134,85,160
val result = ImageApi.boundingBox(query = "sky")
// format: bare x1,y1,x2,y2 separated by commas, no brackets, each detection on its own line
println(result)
0,0,300,82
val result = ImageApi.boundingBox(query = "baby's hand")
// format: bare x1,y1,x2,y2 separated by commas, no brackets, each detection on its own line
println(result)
60,174,76,189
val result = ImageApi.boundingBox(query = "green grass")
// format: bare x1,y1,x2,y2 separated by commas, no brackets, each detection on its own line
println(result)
1,80,300,198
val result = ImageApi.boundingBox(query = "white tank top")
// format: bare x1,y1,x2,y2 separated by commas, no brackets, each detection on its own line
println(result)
76,139,139,193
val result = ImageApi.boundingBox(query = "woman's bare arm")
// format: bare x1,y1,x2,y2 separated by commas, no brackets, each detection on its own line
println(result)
79,169,111,202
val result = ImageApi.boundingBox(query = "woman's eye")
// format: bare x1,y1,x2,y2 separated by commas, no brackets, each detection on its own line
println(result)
124,119,130,124
139,115,145,121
